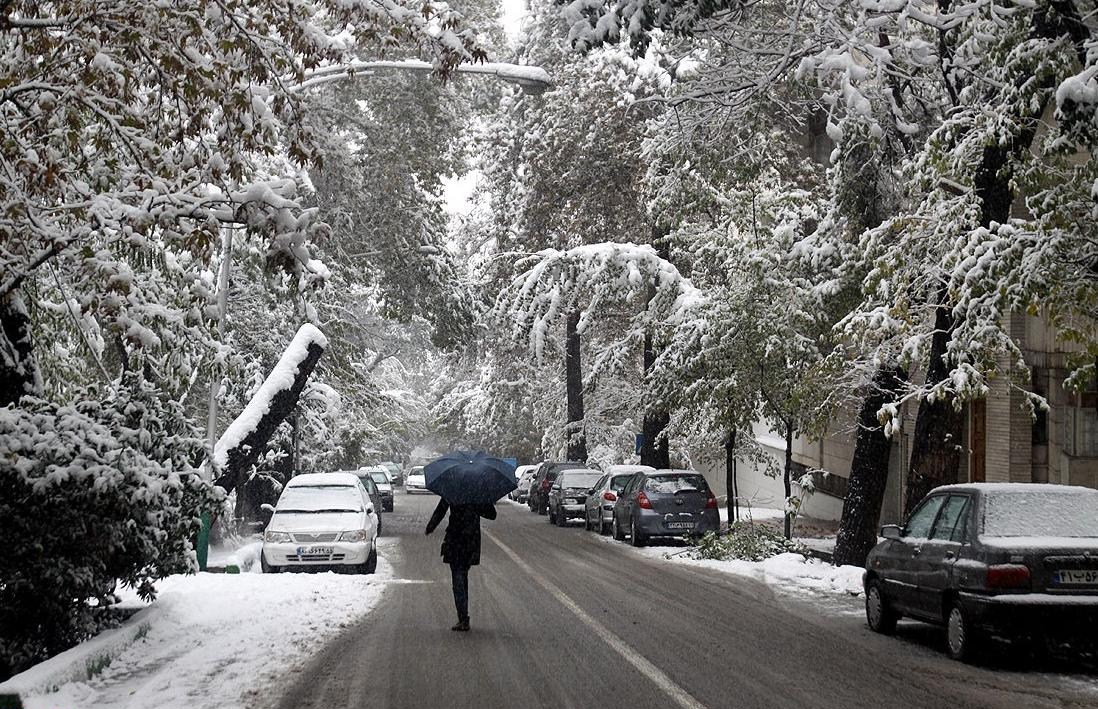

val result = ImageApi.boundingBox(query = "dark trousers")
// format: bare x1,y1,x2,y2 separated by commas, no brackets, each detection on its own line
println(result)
449,562,470,622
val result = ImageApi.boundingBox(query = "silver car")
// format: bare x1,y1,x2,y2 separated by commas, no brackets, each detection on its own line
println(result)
583,466,653,534
510,464,538,503
548,468,604,526
612,469,720,546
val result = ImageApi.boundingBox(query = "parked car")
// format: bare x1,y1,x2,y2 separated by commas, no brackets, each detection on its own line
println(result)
347,471,384,536
261,472,378,574
528,461,583,515
864,483,1098,662
584,465,653,534
548,468,604,526
360,465,394,511
612,469,719,546
510,464,538,503
405,465,427,494
380,461,403,486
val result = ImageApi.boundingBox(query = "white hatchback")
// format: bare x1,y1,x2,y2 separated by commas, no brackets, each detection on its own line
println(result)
261,473,379,574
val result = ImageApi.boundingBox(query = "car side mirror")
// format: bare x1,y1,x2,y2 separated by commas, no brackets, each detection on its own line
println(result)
367,506,375,514
587,488,595,495
260,503,276,515
880,525,902,540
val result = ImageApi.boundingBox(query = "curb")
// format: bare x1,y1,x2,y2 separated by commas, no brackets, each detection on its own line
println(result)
0,604,161,700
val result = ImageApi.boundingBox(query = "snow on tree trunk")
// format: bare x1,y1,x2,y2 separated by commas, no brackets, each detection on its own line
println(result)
565,310,587,462
0,290,41,407
834,365,907,567
213,324,328,494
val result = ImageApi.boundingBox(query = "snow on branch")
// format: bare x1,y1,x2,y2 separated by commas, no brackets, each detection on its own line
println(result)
494,242,703,360
213,324,328,492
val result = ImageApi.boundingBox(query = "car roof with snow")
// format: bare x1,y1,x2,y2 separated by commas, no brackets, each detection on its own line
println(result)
358,465,389,474
931,482,1098,495
286,472,361,488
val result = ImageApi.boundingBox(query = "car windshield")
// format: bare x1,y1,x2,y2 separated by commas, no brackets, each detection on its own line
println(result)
560,471,602,488
369,472,388,484
646,475,708,494
277,487,361,513
982,489,1098,538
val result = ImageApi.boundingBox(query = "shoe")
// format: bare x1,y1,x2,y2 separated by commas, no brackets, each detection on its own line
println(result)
451,620,470,632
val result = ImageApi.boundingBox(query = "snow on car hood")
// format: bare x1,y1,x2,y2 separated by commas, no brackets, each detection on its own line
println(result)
269,511,365,534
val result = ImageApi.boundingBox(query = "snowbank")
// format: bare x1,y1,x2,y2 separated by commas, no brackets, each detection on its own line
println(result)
4,555,390,709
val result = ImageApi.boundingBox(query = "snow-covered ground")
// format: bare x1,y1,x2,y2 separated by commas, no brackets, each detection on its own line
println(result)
3,540,396,709
663,550,864,597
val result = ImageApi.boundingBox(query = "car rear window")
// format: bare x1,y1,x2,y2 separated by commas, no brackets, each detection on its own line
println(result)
983,490,1098,538
645,475,708,494
559,471,603,488
610,475,633,493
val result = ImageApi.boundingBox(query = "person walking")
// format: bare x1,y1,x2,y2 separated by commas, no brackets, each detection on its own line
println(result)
425,498,497,631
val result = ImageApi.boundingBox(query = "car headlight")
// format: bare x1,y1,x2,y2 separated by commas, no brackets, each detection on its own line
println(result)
339,529,369,542
264,530,292,543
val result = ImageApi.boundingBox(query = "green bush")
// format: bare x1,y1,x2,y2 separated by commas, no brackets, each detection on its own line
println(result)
691,522,808,562
0,378,222,679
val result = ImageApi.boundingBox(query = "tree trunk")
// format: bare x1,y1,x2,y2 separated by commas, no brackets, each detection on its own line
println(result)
640,329,671,468
214,341,325,495
834,364,907,567
0,289,40,407
783,421,793,540
725,428,738,526
565,310,587,462
905,144,1012,516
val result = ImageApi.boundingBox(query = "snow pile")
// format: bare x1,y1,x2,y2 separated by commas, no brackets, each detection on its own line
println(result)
675,552,864,597
5,561,390,709
213,323,328,471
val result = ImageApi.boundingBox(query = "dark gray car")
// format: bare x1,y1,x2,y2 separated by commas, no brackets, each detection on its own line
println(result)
548,468,603,526
865,483,1098,661
611,470,719,546
528,460,583,515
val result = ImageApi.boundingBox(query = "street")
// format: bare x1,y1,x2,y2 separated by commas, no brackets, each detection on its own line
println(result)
274,494,1097,709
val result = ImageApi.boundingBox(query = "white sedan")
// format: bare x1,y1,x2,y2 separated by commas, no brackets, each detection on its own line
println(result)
405,466,428,494
261,472,379,574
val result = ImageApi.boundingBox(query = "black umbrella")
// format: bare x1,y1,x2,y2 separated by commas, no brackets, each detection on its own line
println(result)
424,451,517,505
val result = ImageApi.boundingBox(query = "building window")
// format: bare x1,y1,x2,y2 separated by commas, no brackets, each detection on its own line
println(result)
1065,398,1098,457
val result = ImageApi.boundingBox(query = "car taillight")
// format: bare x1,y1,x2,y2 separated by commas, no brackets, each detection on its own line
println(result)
987,564,1030,590
602,491,617,502
636,491,653,509
705,492,717,509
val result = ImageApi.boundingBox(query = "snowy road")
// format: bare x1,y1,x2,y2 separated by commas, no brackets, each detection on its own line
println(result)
274,494,1097,709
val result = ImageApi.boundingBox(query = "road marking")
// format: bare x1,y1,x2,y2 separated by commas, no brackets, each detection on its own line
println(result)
486,531,708,709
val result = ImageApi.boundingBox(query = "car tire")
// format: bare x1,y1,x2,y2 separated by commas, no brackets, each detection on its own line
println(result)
865,579,898,635
557,507,567,527
584,513,592,532
362,545,378,575
612,514,625,541
631,518,646,547
260,555,280,574
946,601,982,663
548,506,557,524
600,519,611,536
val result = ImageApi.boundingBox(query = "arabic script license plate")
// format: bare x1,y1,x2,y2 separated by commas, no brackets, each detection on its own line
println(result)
1055,569,1098,585
297,546,333,556
666,522,694,531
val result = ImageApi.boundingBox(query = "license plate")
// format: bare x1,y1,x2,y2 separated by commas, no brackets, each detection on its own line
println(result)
297,546,333,555
1055,569,1098,585
666,522,694,530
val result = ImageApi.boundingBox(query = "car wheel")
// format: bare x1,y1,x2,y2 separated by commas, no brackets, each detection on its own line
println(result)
865,579,898,635
600,519,611,536
946,601,982,662
584,513,592,532
557,507,567,527
612,514,625,541
260,555,280,574
362,545,378,575
631,517,646,547
548,505,557,524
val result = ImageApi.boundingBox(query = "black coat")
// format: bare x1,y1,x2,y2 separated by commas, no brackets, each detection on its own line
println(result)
425,499,497,567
